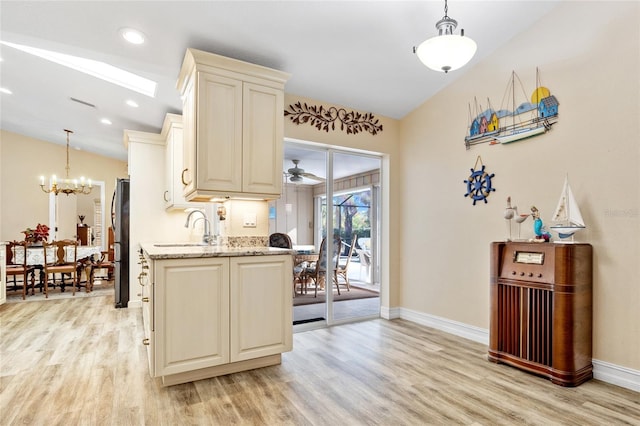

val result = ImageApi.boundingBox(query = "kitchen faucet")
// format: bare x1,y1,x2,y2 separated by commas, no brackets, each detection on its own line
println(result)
185,210,213,244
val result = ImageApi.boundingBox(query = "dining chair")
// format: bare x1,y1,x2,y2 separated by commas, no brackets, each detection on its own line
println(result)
336,233,357,292
268,232,292,249
93,227,115,281
42,239,79,296
6,240,36,300
304,235,342,297
268,232,306,296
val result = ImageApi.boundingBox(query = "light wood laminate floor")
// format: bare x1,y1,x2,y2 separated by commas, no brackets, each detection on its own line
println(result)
1,295,638,425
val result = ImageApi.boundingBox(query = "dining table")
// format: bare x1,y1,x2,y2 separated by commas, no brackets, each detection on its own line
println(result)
12,244,102,292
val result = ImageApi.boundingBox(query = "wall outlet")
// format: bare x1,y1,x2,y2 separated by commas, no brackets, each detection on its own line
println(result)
243,213,257,228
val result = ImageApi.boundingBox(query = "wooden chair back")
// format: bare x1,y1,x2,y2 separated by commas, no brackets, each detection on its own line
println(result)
6,240,34,300
43,240,78,266
42,239,79,295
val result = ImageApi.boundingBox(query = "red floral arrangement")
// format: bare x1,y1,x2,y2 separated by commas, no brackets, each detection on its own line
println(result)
22,223,50,243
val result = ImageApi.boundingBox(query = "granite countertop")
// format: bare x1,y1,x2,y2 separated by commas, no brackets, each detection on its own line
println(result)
140,242,294,260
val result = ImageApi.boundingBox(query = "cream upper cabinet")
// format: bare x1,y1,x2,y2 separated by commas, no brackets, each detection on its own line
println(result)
177,48,290,202
162,113,182,209
162,113,201,210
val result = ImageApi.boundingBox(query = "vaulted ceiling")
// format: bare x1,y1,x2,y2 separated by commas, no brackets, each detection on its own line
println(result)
1,1,561,166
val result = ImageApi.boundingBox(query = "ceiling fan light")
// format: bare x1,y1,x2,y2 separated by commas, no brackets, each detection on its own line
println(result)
415,33,477,73
290,175,303,183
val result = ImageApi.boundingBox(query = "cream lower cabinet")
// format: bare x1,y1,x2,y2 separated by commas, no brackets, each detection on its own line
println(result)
142,253,292,386
230,256,293,362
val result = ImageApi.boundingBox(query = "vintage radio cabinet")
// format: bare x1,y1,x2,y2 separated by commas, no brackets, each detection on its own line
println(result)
489,241,593,386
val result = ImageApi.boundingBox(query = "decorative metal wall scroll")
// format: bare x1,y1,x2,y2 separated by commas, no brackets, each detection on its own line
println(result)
284,102,383,135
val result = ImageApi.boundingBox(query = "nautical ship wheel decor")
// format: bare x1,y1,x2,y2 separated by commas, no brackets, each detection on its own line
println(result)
464,156,496,205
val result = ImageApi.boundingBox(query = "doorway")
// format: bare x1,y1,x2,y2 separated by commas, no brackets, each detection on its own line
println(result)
48,180,106,250
272,142,382,327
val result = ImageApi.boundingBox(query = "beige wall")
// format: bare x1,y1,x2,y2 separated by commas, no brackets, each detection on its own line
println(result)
0,130,128,243
399,1,639,369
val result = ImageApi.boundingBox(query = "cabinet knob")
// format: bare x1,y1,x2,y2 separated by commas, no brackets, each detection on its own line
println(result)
163,190,170,202
512,271,517,275
538,273,543,278
528,272,534,277
520,272,525,276
142,297,149,303
142,338,150,346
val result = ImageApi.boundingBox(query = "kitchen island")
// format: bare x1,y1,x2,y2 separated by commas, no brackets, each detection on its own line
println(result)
139,243,294,386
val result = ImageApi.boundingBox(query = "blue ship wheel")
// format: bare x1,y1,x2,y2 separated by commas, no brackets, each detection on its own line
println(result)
464,164,495,205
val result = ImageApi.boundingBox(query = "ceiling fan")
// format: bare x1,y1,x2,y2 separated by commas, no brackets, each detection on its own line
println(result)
286,159,325,183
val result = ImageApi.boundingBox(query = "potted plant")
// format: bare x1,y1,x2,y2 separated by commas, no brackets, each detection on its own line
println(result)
22,223,50,245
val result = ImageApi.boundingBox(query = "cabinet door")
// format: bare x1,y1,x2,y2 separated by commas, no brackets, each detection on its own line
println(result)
181,78,197,197
140,254,154,375
165,121,199,210
163,125,175,209
242,82,284,195
196,72,243,193
154,257,230,376
230,255,293,362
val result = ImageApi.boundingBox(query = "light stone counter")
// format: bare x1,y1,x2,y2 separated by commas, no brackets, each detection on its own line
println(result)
140,242,293,260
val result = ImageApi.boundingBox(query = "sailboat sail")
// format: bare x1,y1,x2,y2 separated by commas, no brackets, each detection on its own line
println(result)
550,176,585,239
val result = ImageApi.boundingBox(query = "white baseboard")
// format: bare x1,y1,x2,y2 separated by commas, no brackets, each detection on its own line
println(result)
127,300,142,309
592,359,640,392
399,307,488,344
396,307,640,393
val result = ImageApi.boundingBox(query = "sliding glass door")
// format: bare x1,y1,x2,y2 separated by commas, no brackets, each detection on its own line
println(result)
275,142,381,327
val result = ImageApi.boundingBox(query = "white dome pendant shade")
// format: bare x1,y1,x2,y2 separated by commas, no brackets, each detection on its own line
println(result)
414,1,477,73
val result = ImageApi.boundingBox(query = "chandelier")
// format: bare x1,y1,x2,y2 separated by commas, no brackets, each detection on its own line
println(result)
40,129,92,196
413,0,477,73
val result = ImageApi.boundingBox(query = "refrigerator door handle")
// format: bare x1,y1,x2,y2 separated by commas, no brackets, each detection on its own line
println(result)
110,189,117,230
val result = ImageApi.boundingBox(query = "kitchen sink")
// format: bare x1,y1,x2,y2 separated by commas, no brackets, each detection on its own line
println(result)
154,243,209,247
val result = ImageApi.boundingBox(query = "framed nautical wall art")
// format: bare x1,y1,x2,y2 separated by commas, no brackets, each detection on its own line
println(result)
464,68,559,150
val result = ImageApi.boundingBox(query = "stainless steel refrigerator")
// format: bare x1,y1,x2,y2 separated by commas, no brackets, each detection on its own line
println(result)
111,178,130,308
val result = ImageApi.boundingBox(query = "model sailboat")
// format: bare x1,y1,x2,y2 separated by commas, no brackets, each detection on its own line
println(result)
550,176,586,239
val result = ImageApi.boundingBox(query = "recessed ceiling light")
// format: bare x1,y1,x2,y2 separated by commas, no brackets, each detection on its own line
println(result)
126,99,139,108
101,118,112,125
0,41,157,97
0,87,12,95
121,28,145,45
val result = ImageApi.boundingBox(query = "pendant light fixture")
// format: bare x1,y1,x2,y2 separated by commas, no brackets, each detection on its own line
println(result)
413,0,477,73
40,129,93,196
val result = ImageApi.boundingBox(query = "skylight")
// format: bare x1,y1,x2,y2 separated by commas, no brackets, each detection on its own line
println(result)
0,41,157,97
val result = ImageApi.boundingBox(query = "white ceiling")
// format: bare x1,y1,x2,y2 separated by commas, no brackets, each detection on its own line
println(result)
0,0,561,172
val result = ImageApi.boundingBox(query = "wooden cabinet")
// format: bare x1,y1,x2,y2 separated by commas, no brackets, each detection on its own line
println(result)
177,48,290,202
162,114,201,210
77,225,92,245
140,251,292,386
489,241,593,386
230,256,293,362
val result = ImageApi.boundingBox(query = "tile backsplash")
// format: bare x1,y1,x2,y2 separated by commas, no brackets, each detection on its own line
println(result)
224,236,268,248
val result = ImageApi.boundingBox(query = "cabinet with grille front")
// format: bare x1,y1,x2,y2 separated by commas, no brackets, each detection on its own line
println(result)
489,241,593,386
